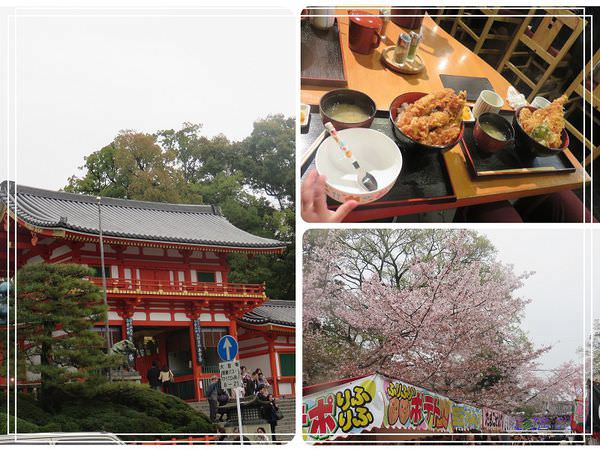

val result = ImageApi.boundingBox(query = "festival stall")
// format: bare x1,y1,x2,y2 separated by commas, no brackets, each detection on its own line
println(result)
515,415,571,431
482,408,505,433
571,397,585,433
302,373,515,441
452,403,483,432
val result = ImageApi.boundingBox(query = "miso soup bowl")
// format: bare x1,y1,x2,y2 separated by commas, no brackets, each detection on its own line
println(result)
473,112,514,153
319,89,377,130
315,128,403,204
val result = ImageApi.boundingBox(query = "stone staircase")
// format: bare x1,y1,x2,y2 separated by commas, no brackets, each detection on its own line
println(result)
190,396,295,442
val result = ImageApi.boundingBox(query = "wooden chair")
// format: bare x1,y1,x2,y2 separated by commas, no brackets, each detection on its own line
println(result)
450,8,522,56
497,9,586,102
563,48,600,166
432,8,447,25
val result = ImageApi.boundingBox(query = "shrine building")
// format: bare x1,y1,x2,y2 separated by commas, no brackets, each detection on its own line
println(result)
0,181,295,401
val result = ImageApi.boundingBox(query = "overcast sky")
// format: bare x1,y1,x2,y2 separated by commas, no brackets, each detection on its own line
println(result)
2,8,597,375
4,8,295,190
482,228,597,371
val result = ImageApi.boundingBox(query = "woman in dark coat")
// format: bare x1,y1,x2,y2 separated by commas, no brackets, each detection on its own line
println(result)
258,387,279,442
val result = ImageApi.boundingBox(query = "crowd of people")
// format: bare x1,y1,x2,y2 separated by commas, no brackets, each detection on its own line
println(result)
205,366,282,442
144,362,282,441
240,366,271,397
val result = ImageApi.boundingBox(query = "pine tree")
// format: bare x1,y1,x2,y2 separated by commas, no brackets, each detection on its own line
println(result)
17,263,119,408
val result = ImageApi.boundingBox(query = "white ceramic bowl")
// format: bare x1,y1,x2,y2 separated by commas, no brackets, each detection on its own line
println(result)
315,128,403,204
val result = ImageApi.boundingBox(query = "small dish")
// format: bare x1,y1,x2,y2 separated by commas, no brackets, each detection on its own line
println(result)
462,106,475,123
315,128,402,204
300,104,311,128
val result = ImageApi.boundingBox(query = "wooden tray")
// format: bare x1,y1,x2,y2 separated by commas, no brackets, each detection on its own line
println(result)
381,46,425,75
300,106,456,211
460,110,576,178
301,19,348,87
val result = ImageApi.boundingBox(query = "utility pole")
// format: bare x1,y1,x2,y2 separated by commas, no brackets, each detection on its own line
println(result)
97,197,112,381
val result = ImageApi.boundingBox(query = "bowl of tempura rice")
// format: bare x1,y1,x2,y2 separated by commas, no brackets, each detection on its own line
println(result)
513,95,569,157
389,89,466,153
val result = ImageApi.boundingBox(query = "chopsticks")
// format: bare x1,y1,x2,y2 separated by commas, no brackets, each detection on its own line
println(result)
300,129,327,168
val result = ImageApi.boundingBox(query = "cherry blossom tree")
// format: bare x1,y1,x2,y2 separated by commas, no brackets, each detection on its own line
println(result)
303,229,582,412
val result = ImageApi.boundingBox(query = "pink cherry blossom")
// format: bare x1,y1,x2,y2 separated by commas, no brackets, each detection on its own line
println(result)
303,230,582,412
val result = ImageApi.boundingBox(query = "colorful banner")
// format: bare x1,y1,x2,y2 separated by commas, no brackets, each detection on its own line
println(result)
384,379,452,433
571,398,585,433
515,415,570,431
452,403,483,431
302,374,382,441
482,407,505,432
302,374,496,441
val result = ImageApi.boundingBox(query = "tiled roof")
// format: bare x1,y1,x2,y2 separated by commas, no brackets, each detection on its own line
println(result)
0,181,285,251
241,300,295,327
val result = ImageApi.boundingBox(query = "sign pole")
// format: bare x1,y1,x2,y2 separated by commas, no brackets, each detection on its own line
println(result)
236,383,244,445
217,335,243,443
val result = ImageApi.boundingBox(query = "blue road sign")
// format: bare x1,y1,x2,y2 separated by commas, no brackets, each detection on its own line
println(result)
217,335,238,362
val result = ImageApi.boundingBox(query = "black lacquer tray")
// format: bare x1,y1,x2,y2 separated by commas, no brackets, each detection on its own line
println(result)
460,110,575,178
300,107,456,211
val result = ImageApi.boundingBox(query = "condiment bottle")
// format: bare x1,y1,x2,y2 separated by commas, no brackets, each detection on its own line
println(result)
379,8,391,42
406,31,422,63
394,33,411,65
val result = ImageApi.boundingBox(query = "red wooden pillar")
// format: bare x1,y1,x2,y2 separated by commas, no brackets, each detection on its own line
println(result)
120,319,127,343
188,304,203,402
228,319,238,340
267,337,279,396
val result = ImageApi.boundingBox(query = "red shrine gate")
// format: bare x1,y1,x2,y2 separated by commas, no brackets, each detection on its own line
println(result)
0,181,295,401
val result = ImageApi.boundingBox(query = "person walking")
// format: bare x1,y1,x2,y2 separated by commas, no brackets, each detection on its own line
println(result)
146,361,161,390
206,375,220,423
159,364,174,394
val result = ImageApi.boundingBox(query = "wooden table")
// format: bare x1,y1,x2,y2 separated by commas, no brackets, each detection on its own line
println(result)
301,12,590,222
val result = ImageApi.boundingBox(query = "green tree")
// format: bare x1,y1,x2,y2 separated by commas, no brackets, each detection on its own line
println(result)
66,117,295,301
157,122,236,184
17,263,119,408
66,131,183,203
236,115,295,210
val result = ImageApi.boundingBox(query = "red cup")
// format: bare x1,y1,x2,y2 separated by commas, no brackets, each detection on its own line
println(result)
348,10,383,55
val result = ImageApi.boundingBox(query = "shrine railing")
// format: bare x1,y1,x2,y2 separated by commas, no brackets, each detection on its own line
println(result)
88,277,265,298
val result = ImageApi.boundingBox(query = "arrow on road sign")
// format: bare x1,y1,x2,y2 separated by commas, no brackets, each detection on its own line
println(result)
217,335,238,362
223,337,232,360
